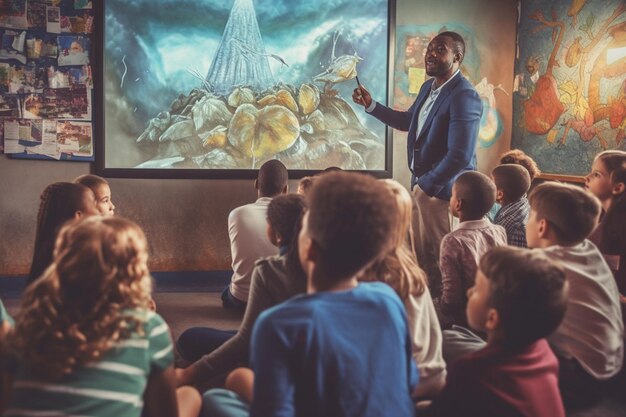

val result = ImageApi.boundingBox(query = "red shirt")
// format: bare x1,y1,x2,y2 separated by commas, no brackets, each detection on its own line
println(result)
427,339,565,417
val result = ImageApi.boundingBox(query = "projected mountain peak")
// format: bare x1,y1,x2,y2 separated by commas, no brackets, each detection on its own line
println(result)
205,0,274,95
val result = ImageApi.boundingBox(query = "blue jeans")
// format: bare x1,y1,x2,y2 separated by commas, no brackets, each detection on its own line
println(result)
221,286,247,311
177,327,236,362
201,389,249,417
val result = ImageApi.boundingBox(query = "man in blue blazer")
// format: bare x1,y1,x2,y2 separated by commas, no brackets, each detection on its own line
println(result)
353,31,482,287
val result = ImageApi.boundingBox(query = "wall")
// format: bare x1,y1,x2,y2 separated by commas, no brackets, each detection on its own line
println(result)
0,0,519,276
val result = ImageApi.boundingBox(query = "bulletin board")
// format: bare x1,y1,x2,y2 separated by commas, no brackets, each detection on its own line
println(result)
0,0,94,161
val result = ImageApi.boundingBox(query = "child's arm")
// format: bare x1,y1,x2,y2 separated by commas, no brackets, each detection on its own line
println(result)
144,366,179,417
437,236,465,317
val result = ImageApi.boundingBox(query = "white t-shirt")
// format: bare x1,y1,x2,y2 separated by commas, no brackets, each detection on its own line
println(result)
543,240,624,380
405,288,447,397
228,197,278,302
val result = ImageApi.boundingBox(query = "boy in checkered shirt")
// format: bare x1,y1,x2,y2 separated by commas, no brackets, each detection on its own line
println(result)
492,164,531,247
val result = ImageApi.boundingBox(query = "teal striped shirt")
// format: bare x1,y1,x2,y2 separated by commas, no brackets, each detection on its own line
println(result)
0,299,13,326
6,310,173,417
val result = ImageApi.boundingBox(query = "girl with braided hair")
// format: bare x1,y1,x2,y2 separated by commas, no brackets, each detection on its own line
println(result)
27,182,99,286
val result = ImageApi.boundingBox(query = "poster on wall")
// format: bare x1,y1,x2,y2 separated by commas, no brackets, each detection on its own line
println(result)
512,0,625,178
97,0,395,178
0,0,94,162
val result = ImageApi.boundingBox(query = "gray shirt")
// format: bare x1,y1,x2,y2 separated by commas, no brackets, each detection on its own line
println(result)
198,254,307,379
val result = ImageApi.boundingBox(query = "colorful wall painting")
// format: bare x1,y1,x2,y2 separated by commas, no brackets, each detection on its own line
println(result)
512,0,625,177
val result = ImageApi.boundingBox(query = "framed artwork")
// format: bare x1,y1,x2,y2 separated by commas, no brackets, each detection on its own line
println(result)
511,0,625,180
95,0,396,178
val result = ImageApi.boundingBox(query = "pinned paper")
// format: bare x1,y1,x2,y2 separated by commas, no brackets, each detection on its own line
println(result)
408,67,426,95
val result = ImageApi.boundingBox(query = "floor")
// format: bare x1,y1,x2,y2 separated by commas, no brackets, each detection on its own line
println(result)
3,292,625,416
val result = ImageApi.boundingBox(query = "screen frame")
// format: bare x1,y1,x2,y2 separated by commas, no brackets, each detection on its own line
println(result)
94,0,396,179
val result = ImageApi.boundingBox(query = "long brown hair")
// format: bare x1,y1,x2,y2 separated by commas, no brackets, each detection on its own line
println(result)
359,180,427,301
28,182,94,285
12,216,153,379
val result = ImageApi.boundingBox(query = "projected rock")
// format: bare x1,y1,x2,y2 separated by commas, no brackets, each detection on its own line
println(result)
228,104,300,159
298,83,320,115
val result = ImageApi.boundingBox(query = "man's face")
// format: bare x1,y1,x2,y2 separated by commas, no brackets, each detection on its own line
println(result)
425,35,459,77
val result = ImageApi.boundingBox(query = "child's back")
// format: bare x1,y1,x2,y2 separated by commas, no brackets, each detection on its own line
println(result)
437,172,507,328
428,339,562,417
7,309,172,417
251,282,417,417
542,240,623,379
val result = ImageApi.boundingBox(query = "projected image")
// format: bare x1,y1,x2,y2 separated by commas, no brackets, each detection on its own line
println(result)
102,0,392,173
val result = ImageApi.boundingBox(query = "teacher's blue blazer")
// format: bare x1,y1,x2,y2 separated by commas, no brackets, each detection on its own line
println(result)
371,72,482,200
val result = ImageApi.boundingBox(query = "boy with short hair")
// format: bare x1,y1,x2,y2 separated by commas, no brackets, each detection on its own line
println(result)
425,247,568,417
526,182,624,408
202,172,418,417
436,171,507,328
223,159,288,310
492,164,531,247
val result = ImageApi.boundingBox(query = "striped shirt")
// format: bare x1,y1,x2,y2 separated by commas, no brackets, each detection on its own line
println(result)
5,310,173,417
0,299,13,326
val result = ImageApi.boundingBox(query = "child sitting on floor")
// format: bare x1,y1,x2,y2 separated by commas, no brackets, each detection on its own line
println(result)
526,182,624,409
359,179,446,398
487,149,541,221
423,247,567,417
75,174,116,216
492,164,531,247
176,194,307,386
436,171,507,328
202,172,418,417
6,216,201,417
27,182,99,286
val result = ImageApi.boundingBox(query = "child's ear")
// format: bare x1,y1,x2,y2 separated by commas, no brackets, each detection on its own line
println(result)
612,182,625,196
496,190,504,204
282,184,288,194
455,198,464,213
537,218,549,239
485,308,499,332
74,210,83,220
254,179,259,190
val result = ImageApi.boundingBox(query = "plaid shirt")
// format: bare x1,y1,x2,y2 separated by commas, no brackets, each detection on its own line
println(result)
494,196,530,248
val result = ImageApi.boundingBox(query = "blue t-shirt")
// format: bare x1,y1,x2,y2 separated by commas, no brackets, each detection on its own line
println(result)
250,282,418,417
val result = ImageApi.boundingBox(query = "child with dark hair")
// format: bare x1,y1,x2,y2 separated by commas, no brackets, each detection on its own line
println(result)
202,172,418,417
223,160,288,310
27,182,99,286
487,149,541,221
499,149,541,180
75,174,116,216
424,247,567,417
526,182,623,408
176,194,307,387
492,164,531,247
585,151,626,300
435,171,507,328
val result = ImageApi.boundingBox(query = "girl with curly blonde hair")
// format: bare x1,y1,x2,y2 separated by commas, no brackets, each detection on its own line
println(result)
359,179,446,398
5,216,199,417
